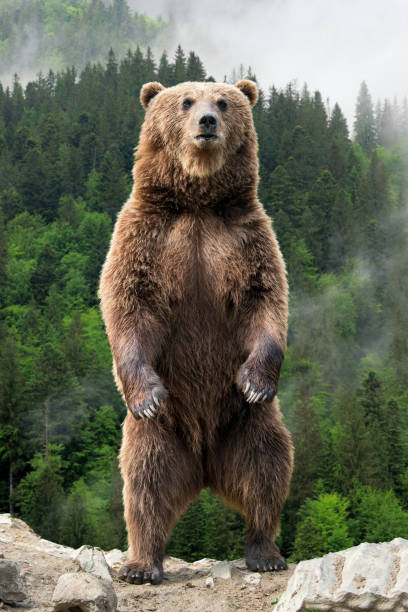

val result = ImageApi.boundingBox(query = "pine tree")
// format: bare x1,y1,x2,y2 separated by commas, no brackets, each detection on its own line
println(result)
293,493,353,561
354,81,376,153
15,445,65,541
186,52,206,81
0,334,24,512
173,45,187,84
289,383,324,507
158,51,173,85
328,103,349,143
144,47,157,82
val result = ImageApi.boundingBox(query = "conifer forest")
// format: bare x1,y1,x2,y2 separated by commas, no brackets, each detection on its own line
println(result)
0,0,408,563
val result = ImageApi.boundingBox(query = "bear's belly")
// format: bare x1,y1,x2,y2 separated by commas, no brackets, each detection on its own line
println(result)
152,215,249,432
155,291,246,433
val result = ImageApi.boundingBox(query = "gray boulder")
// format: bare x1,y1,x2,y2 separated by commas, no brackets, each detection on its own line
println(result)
52,572,117,612
104,548,127,569
211,561,232,580
36,538,75,558
276,538,408,612
73,545,112,582
0,559,27,604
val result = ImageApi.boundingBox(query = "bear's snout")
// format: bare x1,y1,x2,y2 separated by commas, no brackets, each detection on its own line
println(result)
198,112,218,133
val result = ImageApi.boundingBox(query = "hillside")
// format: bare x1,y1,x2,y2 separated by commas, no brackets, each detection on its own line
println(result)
0,0,166,80
0,44,407,564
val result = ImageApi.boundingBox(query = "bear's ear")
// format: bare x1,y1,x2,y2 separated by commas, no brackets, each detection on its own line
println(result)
140,82,165,109
235,79,258,107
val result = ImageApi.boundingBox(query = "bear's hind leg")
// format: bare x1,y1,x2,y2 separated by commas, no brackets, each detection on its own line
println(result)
119,415,203,584
208,399,293,571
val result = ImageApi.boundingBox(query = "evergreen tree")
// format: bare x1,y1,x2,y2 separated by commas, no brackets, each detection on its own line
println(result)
354,81,376,153
290,384,324,508
173,45,187,84
186,52,206,81
293,493,353,561
158,51,173,86
15,445,65,541
0,334,24,512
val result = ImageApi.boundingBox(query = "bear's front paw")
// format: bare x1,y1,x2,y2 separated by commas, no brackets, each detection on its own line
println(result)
237,365,277,404
129,382,166,420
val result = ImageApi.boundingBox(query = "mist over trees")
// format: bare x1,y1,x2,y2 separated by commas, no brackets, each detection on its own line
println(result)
0,37,407,562
0,0,166,79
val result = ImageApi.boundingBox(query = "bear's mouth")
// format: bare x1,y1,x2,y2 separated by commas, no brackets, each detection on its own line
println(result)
195,134,218,141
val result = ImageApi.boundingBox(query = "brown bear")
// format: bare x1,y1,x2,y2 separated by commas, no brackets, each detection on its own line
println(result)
99,79,293,585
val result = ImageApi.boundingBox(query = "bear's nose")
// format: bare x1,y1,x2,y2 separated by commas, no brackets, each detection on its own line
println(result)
198,113,218,133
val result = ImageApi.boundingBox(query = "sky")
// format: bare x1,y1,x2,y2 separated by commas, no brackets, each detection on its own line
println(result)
129,0,408,128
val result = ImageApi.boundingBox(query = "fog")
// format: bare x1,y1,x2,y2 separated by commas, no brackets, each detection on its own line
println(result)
129,0,408,128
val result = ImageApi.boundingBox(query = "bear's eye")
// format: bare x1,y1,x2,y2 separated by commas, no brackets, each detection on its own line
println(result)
217,99,228,111
182,98,194,110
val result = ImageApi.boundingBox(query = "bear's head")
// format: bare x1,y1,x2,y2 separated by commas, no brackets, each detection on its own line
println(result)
137,80,258,180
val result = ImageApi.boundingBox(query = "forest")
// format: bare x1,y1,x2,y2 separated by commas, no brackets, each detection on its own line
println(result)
0,0,166,79
0,16,407,563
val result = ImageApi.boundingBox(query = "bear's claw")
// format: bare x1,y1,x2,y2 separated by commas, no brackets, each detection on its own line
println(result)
245,539,287,572
130,386,166,420
246,556,287,571
242,378,275,404
119,564,163,585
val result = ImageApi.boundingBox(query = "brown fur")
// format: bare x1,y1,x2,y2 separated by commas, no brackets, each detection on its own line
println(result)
99,80,293,583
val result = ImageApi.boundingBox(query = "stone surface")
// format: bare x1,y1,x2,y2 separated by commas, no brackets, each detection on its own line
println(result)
0,558,27,604
211,561,232,580
206,576,215,589
52,572,117,612
104,547,127,568
73,544,112,582
0,513,294,611
276,538,408,612
36,538,75,558
243,572,261,585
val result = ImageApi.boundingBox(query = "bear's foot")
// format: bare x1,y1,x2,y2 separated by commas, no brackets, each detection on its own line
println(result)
118,561,163,585
245,539,287,572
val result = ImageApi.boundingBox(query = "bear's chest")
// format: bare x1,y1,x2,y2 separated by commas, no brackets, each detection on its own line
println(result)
156,215,248,309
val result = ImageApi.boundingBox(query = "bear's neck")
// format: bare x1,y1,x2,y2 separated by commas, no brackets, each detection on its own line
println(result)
132,147,259,217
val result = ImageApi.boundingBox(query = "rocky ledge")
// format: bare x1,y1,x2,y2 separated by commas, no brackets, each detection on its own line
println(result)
0,514,292,611
1,513,407,611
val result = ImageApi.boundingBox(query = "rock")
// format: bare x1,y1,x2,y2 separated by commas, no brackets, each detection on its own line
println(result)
104,548,127,568
244,572,261,585
276,538,408,612
205,576,215,589
0,514,29,531
193,557,218,568
231,558,247,570
36,538,75,558
73,545,112,582
52,572,117,612
0,559,27,604
211,561,232,580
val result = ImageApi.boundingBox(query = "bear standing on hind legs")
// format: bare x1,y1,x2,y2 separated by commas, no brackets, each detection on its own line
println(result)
99,78,293,585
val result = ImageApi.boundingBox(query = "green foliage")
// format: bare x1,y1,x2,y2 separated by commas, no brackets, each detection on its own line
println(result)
0,0,166,77
350,484,408,543
167,489,245,561
292,493,354,561
59,477,95,548
354,81,376,154
0,40,407,562
15,445,65,541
